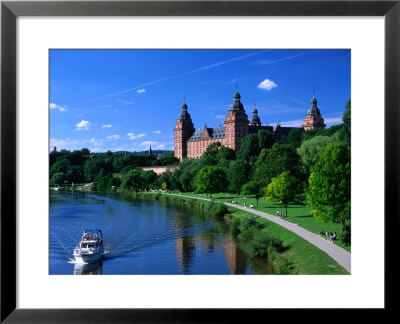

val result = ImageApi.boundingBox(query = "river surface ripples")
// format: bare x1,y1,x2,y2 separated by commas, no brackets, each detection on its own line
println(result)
50,191,270,275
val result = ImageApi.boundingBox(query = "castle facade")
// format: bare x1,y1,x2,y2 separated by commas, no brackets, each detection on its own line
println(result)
174,91,325,161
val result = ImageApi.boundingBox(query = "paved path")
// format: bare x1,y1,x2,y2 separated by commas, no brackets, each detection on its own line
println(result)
166,193,351,273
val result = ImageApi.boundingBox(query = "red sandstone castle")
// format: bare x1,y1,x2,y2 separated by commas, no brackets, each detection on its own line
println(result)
174,91,325,160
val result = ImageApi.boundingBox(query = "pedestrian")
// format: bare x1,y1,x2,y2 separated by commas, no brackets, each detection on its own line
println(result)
244,202,246,208
277,211,279,217
330,232,337,242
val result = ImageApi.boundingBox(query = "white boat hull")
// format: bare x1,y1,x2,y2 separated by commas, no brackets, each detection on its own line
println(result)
74,247,104,264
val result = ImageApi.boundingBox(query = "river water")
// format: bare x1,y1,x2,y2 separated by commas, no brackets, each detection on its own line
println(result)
49,191,271,275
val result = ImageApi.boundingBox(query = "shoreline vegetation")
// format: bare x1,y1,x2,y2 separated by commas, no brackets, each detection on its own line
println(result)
50,100,350,274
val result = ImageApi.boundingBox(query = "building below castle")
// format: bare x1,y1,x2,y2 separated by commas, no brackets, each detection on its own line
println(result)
174,91,325,161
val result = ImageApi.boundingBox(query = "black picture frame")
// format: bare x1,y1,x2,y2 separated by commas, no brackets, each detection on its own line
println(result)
1,0,398,322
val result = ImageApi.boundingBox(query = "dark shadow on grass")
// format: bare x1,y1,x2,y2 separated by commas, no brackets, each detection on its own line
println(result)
293,214,314,218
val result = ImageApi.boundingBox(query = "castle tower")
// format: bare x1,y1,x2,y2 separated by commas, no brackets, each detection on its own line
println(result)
224,90,249,151
174,102,195,161
302,95,326,130
249,106,262,127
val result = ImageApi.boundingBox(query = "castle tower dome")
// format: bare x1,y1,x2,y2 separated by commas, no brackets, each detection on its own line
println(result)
249,105,262,126
229,90,244,111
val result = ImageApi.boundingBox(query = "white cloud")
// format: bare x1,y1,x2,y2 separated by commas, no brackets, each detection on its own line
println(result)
49,102,67,112
107,134,120,140
116,98,134,105
324,117,343,126
102,124,112,128
127,132,146,140
139,140,158,147
215,114,225,119
90,148,102,153
89,138,103,146
76,120,90,130
136,89,146,94
153,130,162,134
155,144,165,150
257,79,278,91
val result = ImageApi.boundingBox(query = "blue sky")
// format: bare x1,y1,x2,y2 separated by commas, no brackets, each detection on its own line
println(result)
50,49,350,153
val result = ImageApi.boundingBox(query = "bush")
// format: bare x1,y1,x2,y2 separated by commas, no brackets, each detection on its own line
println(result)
239,215,257,232
238,227,257,241
342,224,351,246
248,231,284,257
208,202,229,217
230,217,241,234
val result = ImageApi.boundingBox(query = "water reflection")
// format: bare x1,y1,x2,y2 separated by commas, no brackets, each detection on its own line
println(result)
74,261,103,275
224,233,249,274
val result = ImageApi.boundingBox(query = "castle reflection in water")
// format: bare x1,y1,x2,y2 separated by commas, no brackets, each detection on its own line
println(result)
175,232,249,275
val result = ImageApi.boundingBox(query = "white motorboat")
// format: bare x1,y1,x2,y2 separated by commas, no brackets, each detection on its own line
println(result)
73,229,104,263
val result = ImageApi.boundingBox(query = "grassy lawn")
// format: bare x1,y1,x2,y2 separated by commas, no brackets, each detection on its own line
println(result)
170,191,350,252
228,208,348,274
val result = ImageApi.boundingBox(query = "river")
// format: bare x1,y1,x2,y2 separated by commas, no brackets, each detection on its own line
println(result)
49,191,271,275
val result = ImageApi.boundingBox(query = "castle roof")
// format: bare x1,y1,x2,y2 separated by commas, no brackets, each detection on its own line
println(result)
187,126,225,142
178,102,191,119
229,90,244,111
250,107,261,125
307,95,321,115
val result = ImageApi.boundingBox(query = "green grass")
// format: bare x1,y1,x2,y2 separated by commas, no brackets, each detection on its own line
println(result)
225,207,348,274
170,191,350,252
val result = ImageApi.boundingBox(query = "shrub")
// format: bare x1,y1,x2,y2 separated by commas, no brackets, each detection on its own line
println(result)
248,231,284,257
208,202,229,217
238,227,257,241
239,215,257,232
342,224,351,246
230,217,241,234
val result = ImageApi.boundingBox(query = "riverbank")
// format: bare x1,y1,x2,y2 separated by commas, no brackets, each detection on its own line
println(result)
127,191,349,275
172,191,351,252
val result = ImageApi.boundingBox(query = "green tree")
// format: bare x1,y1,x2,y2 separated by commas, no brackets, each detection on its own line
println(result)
282,128,304,148
216,145,236,162
257,129,274,150
241,180,263,207
202,142,222,158
121,169,144,192
265,171,299,217
236,134,260,165
194,166,228,198
341,99,351,146
50,172,66,186
297,135,336,174
306,142,351,239
142,170,158,190
157,152,179,166
227,160,250,194
253,144,302,187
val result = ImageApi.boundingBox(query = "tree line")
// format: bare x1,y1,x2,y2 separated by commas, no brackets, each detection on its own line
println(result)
49,149,179,191
50,100,351,245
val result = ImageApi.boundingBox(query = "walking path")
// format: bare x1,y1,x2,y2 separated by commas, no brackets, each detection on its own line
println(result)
165,193,351,273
